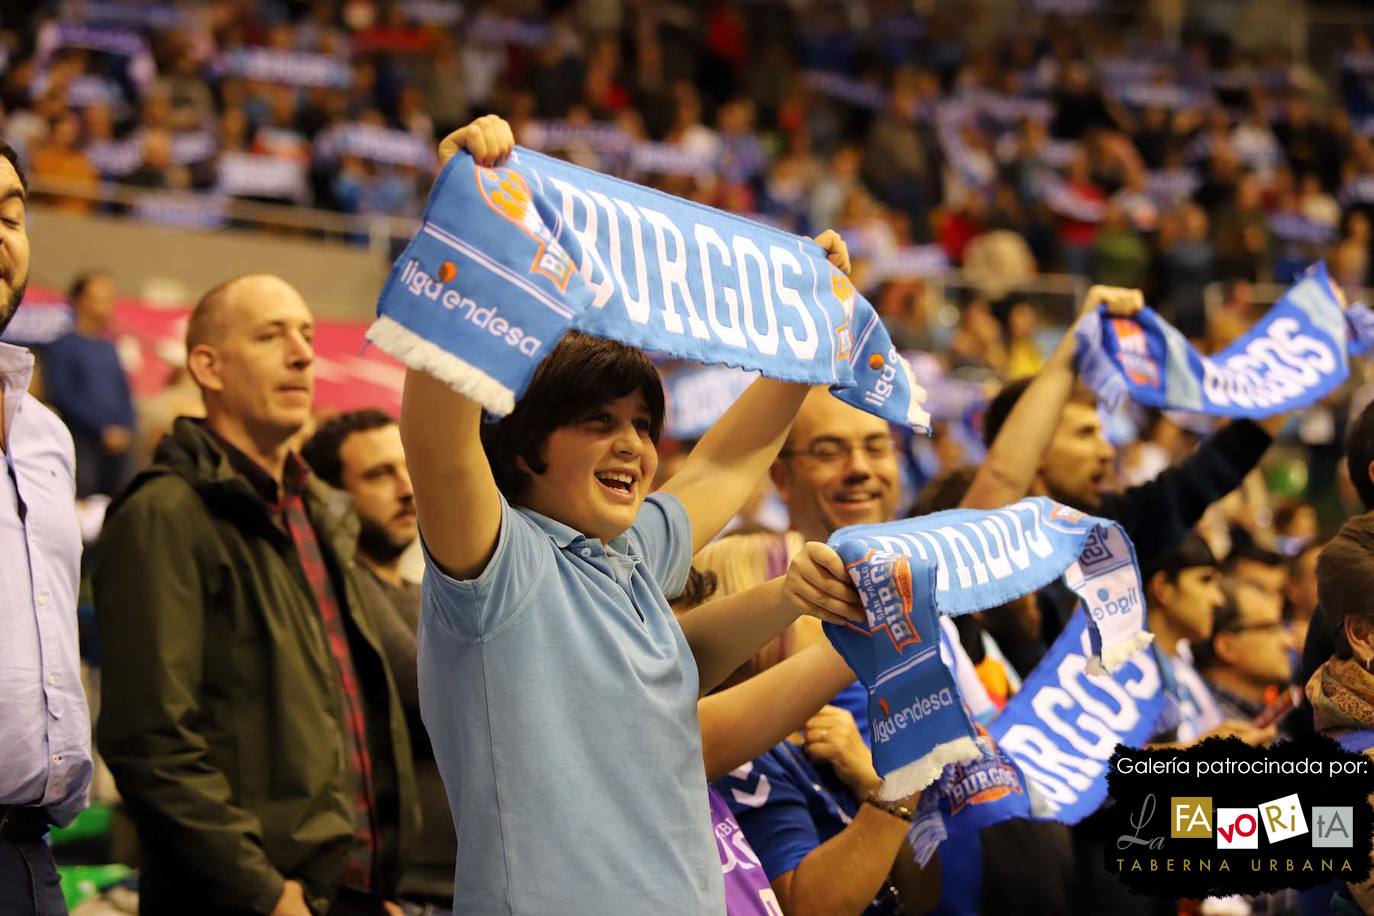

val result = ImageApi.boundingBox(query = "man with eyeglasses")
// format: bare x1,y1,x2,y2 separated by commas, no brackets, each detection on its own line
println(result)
1194,595,1296,733
1223,536,1289,625
723,286,1145,914
1190,537,1296,732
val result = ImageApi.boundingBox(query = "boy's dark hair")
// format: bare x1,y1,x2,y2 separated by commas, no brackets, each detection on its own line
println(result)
1346,399,1374,511
0,140,27,193
981,376,1033,447
482,331,665,501
301,408,396,488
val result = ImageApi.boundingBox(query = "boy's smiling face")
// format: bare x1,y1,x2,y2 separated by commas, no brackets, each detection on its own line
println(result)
518,391,659,542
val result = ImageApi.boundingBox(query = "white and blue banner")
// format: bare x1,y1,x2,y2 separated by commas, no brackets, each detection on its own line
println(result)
663,365,758,440
909,613,1167,914
824,498,1150,798
1077,263,1374,418
314,123,437,170
214,48,351,89
987,612,1166,823
368,147,932,429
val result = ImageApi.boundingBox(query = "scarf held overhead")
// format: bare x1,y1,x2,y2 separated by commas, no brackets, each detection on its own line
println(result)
825,498,1152,799
367,147,931,430
1076,262,1374,418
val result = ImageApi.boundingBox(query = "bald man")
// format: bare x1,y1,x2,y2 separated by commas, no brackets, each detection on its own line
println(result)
92,275,416,916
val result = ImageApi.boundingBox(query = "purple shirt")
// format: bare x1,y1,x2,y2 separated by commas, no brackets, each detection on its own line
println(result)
710,788,782,916
0,342,92,826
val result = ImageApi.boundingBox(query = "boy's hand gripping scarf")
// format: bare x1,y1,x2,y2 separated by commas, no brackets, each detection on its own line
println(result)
1076,262,1374,418
825,498,1151,799
367,147,932,431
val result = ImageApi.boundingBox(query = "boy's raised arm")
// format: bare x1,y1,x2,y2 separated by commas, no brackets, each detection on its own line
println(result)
403,116,516,580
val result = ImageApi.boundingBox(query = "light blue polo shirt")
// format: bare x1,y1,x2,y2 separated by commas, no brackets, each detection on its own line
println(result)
417,491,724,915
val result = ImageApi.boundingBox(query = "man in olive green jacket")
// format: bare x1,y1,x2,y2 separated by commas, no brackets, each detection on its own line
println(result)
92,275,416,916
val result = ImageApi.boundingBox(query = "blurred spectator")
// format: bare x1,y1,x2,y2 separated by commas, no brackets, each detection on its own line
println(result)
92,275,416,915
1309,512,1374,912
1286,540,1322,652
948,296,1007,373
1159,203,1216,339
1053,154,1105,276
124,128,187,190
991,294,1045,380
1195,594,1296,733
1213,175,1273,282
28,112,98,214
1207,278,1260,351
42,270,135,498
1091,200,1151,289
864,71,932,242
1332,210,1371,291
302,410,455,910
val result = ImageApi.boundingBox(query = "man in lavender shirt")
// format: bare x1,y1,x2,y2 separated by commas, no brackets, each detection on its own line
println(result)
0,139,93,914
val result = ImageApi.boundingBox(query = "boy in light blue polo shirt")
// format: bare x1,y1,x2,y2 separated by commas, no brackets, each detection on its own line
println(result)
405,117,867,914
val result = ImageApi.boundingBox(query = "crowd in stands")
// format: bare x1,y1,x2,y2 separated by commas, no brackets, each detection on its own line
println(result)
10,2,1374,916
0,0,1368,302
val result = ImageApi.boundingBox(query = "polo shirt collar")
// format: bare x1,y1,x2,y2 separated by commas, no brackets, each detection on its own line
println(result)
516,503,633,555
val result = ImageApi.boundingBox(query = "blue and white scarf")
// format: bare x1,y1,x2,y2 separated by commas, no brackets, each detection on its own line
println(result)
825,498,1150,799
314,123,437,170
985,611,1166,822
662,366,758,440
368,148,932,430
1077,262,1374,418
909,612,1167,914
213,48,351,89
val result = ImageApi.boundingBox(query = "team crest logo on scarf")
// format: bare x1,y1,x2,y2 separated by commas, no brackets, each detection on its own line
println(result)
831,269,856,361
846,550,921,652
474,166,578,292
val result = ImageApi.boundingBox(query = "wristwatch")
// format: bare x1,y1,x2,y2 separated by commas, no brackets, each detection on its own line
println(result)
863,790,915,822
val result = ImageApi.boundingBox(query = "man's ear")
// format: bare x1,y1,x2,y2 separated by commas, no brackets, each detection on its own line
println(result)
769,458,790,502
1214,630,1241,667
185,343,222,394
1148,569,1171,610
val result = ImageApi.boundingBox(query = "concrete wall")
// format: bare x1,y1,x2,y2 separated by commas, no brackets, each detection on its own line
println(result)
28,206,392,320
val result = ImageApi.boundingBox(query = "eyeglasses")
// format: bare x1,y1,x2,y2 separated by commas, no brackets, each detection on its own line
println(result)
779,435,897,464
1220,621,1288,636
